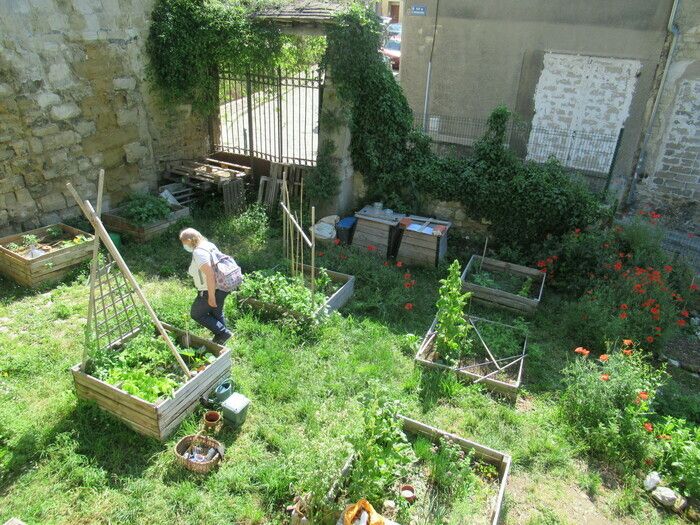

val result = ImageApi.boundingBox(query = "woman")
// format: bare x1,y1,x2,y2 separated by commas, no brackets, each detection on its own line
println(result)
180,228,235,345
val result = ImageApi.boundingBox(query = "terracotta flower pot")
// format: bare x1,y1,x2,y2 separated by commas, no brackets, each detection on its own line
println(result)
203,410,221,429
400,484,416,503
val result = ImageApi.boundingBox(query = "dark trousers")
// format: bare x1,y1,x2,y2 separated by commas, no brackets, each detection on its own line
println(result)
190,289,230,337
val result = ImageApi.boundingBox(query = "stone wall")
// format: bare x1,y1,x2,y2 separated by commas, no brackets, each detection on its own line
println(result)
634,0,700,231
0,0,209,236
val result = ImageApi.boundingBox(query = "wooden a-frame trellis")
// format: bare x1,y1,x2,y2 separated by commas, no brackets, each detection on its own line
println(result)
67,173,191,378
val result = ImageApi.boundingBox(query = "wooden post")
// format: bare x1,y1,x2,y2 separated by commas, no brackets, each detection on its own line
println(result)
310,205,315,312
83,169,105,371
66,183,192,379
479,237,489,273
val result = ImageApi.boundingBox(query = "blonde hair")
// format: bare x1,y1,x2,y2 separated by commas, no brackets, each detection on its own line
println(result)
179,228,206,246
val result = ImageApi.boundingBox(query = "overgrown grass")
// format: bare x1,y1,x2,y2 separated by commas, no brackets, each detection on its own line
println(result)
0,205,691,524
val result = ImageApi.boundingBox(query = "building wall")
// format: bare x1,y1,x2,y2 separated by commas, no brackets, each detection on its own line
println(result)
0,0,209,236
633,0,700,230
400,0,674,197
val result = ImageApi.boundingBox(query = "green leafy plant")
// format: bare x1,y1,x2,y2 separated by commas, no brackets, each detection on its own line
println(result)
518,277,533,298
119,194,172,226
655,416,700,499
46,226,63,239
434,260,472,365
427,438,477,497
5,242,20,252
239,270,328,319
21,234,39,247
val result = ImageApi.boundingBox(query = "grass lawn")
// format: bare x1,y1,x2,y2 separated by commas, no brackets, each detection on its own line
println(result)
0,205,692,525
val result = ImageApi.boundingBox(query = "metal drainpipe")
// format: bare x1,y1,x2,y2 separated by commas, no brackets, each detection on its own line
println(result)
625,0,681,207
422,0,440,131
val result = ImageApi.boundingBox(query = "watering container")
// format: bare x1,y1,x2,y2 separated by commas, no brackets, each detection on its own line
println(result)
221,392,250,427
214,380,233,402
336,217,357,245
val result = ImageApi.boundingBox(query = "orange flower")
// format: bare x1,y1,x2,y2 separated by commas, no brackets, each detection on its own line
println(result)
619,312,628,319
622,339,633,346
643,422,653,432
404,302,413,311
403,272,411,280
638,391,649,401
574,347,590,357
403,282,412,289
599,354,609,362
600,374,610,381
622,349,633,356
646,335,654,343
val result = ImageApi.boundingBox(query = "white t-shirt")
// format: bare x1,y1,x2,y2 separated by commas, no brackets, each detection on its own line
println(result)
188,240,218,291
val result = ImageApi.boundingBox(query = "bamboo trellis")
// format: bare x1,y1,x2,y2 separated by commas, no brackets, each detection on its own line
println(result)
67,177,192,379
279,169,317,312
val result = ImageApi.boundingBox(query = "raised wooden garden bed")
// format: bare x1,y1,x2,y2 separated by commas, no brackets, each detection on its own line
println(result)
330,415,511,525
396,215,451,267
353,207,404,258
415,315,527,399
0,223,94,287
240,264,355,320
461,255,545,314
71,323,231,440
102,202,189,243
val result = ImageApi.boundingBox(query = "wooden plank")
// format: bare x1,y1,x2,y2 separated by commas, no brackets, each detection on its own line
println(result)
74,383,160,433
71,365,158,416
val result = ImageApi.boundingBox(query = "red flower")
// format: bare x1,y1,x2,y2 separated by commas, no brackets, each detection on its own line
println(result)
396,261,403,268
403,282,412,289
638,391,649,401
633,284,646,294
655,326,662,332
680,310,689,317
650,211,662,220
690,283,698,292
552,255,558,261
650,306,660,315
600,374,610,381
643,422,654,433
367,245,377,252
403,272,411,280
404,302,413,311
663,265,673,273
383,261,389,267
619,312,628,319
333,238,341,246
622,339,634,346
317,252,325,257
536,260,547,268
620,304,628,310
599,354,609,362
574,347,590,357
623,349,633,356
646,335,655,343
677,319,687,327
613,261,623,271
642,298,655,308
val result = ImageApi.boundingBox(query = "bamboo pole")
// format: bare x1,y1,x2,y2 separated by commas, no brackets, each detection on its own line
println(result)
470,317,502,370
282,173,287,260
472,355,523,384
479,236,489,273
66,183,192,379
82,169,105,371
310,205,315,312
280,202,312,247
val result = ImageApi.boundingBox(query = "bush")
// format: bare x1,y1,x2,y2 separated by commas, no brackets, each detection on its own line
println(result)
560,342,666,469
434,260,473,365
655,416,700,499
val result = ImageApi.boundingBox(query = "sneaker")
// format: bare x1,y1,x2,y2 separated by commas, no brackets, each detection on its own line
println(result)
213,331,232,346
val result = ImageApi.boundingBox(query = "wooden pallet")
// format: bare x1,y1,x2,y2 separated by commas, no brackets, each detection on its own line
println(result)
102,203,190,243
159,182,197,207
352,209,404,258
72,323,231,440
396,215,451,267
461,255,545,314
167,160,246,187
415,316,527,399
0,224,94,287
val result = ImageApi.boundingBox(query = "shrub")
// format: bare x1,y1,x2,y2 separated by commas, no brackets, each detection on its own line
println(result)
560,342,666,469
655,416,700,500
434,260,473,365
119,194,172,226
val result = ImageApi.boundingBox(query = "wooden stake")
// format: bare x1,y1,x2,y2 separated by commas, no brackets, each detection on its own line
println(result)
310,205,315,312
83,169,105,371
479,236,489,273
470,317,502,370
66,183,192,379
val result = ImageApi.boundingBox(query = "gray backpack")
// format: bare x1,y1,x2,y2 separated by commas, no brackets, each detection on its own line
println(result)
198,247,243,292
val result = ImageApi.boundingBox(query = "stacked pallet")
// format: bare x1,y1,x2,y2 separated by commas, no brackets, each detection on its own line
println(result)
352,206,405,258
396,215,451,267
166,159,247,188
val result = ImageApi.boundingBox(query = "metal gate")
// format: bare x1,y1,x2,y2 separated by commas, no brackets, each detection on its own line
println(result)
215,67,324,167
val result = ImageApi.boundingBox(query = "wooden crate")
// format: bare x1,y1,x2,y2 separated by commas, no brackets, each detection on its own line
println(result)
0,223,94,287
352,211,403,258
396,215,451,267
102,203,189,243
461,255,546,314
415,316,527,399
329,416,511,525
240,264,355,320
72,323,231,441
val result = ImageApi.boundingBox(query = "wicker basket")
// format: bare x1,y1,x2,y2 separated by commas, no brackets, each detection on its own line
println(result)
174,434,224,474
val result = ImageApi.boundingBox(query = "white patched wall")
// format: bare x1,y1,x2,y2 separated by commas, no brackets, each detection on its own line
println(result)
528,52,641,174
0,0,209,236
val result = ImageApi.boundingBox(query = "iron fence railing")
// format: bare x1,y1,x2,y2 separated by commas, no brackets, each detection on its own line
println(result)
414,114,623,195
215,67,324,167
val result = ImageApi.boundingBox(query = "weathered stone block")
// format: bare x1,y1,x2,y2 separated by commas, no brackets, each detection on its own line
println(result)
48,63,72,88
0,83,12,97
39,192,66,212
76,120,97,137
49,149,68,165
50,103,81,121
124,141,148,163
116,108,138,126
113,76,136,91
37,91,61,108
42,130,79,150
33,123,60,137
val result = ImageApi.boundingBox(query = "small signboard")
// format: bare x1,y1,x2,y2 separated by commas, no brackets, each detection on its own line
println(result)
411,4,427,16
